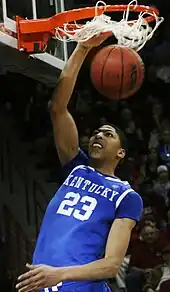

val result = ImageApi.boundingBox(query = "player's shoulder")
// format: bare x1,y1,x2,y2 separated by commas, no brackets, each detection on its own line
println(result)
120,179,135,191
114,178,143,221
117,178,132,188
115,177,135,190
119,179,143,207
112,177,142,201
104,175,142,200
106,176,134,192
120,179,141,197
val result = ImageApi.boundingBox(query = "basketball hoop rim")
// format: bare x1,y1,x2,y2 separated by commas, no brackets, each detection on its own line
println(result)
56,4,160,27
15,3,162,53
17,4,160,36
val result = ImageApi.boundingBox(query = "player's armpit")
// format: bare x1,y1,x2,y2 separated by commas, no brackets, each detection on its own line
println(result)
105,218,136,271
50,108,79,166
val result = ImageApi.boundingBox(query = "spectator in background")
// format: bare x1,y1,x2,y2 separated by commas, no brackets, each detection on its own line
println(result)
142,190,167,228
153,165,170,207
146,148,159,180
158,130,170,168
143,245,170,292
126,225,167,292
75,88,92,115
119,108,144,157
161,209,170,241
128,216,157,254
148,130,159,150
79,133,89,154
151,102,164,131
130,153,147,191
119,107,133,126
147,101,164,149
160,118,170,132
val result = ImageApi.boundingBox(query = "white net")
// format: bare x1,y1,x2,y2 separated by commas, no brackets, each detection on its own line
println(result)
55,0,164,51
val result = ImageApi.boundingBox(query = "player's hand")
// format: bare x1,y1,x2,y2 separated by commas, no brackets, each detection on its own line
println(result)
77,32,111,49
16,264,63,292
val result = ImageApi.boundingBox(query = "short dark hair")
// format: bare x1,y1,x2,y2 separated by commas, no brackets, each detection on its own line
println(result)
101,123,128,152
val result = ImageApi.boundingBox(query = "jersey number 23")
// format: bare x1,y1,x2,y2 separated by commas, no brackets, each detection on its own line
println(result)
56,192,97,221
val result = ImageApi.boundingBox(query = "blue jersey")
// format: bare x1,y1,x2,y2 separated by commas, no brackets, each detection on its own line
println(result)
33,150,143,283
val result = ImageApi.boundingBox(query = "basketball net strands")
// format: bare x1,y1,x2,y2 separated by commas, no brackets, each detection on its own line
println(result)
15,0,164,54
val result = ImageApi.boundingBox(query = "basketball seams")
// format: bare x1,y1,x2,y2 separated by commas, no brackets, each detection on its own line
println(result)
90,49,104,93
118,46,124,100
134,50,145,86
138,54,145,88
91,45,144,100
132,49,145,92
101,46,117,92
128,48,138,97
127,48,145,97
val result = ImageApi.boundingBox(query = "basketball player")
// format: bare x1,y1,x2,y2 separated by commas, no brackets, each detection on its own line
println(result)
16,35,143,292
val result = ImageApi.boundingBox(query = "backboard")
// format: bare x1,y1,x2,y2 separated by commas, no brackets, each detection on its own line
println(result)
0,0,68,86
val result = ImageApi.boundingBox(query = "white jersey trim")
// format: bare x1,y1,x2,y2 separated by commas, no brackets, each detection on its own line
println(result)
70,165,131,188
116,188,134,209
70,165,86,175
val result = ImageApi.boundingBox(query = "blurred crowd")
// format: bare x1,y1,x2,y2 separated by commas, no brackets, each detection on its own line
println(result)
1,1,170,292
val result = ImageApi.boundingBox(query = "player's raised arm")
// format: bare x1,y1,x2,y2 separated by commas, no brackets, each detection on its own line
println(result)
49,44,90,166
49,34,110,166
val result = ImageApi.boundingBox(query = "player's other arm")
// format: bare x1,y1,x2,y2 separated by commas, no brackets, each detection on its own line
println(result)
16,219,136,292
49,44,90,166
58,192,143,281
62,218,136,280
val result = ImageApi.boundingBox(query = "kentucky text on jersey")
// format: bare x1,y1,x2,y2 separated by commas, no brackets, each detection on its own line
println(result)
32,150,143,290
63,166,126,202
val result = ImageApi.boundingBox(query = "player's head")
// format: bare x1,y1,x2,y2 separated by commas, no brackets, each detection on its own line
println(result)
88,124,127,166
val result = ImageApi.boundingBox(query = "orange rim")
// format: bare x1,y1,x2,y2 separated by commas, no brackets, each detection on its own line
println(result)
56,4,160,25
18,5,160,35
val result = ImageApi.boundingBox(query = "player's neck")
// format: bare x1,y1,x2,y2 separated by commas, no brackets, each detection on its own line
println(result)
89,159,116,177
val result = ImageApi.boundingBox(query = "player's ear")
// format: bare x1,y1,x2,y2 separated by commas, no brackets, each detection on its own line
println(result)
117,148,126,159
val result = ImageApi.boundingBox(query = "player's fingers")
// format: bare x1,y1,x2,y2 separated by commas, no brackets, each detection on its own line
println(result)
100,32,112,43
18,268,39,281
17,277,42,292
16,273,42,289
17,271,32,282
18,279,43,292
16,278,35,289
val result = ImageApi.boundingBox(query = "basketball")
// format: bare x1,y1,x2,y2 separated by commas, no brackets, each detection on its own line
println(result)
90,45,145,100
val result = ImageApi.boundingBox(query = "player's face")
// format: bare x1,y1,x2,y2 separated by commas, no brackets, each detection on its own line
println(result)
88,125,125,162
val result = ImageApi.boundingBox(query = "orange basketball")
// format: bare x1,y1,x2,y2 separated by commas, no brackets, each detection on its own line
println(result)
90,45,145,100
